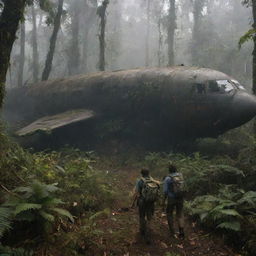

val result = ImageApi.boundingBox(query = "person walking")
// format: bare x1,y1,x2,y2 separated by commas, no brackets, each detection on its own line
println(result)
132,167,160,244
163,164,185,239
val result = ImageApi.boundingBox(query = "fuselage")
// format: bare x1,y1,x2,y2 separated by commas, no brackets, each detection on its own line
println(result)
3,66,256,146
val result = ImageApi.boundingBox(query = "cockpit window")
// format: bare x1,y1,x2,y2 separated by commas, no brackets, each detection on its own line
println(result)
231,79,246,90
216,80,234,92
208,80,234,93
208,81,219,92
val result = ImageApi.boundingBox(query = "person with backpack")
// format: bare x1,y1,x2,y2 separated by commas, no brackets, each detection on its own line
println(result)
132,167,160,243
163,164,185,239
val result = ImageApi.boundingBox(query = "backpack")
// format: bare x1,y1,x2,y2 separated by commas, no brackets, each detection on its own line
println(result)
141,177,159,202
169,172,184,198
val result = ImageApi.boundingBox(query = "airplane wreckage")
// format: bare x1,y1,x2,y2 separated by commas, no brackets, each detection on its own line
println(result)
3,66,256,149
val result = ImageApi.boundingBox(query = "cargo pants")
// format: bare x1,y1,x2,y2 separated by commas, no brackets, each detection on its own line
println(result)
138,197,154,238
166,196,184,234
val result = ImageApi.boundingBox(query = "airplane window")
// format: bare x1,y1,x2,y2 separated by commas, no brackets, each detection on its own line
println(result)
208,81,220,92
216,80,234,93
208,80,234,93
231,79,246,90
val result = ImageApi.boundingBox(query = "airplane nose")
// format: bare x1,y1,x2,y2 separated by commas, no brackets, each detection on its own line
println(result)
231,92,256,125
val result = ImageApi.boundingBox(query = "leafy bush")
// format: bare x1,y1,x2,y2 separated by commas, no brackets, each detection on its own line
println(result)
2,180,73,238
0,126,32,189
0,244,33,256
56,208,110,255
0,207,12,239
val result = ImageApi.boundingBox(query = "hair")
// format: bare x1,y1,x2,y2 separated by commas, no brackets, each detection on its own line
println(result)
168,164,177,173
141,167,149,177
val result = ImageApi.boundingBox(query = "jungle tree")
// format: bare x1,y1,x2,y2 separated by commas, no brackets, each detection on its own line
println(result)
18,22,26,87
81,0,97,73
0,0,27,107
97,0,109,71
145,0,151,67
251,0,256,94
240,0,256,94
191,0,206,65
151,0,165,67
42,0,64,81
67,0,81,75
31,3,39,82
167,0,176,66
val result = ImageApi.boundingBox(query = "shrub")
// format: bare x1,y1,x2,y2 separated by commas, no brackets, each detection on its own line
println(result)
2,180,73,238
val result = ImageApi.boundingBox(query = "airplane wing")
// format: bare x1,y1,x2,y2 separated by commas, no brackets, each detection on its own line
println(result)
16,109,95,136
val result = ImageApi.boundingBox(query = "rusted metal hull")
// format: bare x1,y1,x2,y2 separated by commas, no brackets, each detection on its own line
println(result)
3,67,256,148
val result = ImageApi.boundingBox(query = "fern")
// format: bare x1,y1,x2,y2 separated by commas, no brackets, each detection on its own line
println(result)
89,208,110,222
3,180,73,237
217,221,241,231
237,191,256,210
39,210,55,222
0,207,12,239
51,208,74,222
14,203,42,215
0,245,33,256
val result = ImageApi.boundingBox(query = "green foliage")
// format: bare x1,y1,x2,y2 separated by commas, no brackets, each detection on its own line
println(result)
239,29,256,49
165,253,181,256
188,185,256,233
3,180,73,230
58,209,110,254
0,125,32,188
0,206,12,239
29,149,118,214
0,245,33,256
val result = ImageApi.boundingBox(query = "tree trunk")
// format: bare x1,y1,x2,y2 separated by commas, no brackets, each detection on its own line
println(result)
42,0,64,81
82,2,97,73
145,0,151,67
98,0,109,71
252,0,256,95
157,12,163,67
32,4,39,83
167,0,176,67
0,0,26,107
191,0,205,65
18,22,25,87
68,2,81,75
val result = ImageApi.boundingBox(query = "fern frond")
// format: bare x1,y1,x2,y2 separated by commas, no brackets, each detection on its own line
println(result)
42,197,64,207
89,208,110,222
217,221,241,231
218,209,242,218
199,212,208,221
51,208,74,223
13,186,32,194
0,245,33,256
213,165,245,177
0,207,13,239
39,210,55,222
237,191,256,208
14,203,42,215
45,183,59,193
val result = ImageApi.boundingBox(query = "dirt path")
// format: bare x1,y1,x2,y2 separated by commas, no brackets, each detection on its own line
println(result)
94,167,240,256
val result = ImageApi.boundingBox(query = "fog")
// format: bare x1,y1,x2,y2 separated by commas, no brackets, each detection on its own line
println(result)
6,0,253,90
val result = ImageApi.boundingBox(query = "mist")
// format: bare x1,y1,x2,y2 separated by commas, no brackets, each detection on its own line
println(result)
5,0,253,89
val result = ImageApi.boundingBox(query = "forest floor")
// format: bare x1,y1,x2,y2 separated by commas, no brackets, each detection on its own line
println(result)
88,166,241,256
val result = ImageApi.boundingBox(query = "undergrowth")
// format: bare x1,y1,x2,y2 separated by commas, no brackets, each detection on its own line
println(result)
1,123,256,255
0,127,117,255
141,126,256,256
